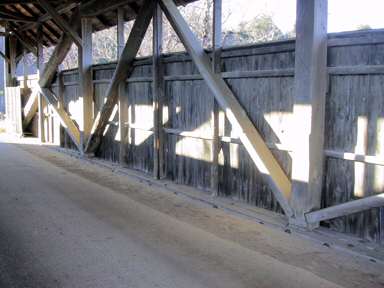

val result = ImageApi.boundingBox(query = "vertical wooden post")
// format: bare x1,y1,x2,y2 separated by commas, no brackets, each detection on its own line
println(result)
22,49,28,89
3,33,10,88
85,0,154,153
212,0,222,73
211,0,221,196
4,26,15,88
79,17,93,154
8,34,17,86
37,25,45,143
117,8,125,58
22,46,29,137
290,0,328,228
153,1,164,179
117,8,128,166
58,71,65,146
160,0,293,216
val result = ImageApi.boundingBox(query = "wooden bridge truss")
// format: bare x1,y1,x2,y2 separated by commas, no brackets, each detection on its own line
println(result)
1,0,383,231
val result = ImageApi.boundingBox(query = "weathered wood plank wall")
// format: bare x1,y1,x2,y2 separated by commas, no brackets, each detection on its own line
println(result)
53,30,384,244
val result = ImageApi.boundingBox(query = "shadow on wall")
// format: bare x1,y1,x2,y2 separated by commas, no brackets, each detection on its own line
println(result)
323,74,384,243
57,37,384,245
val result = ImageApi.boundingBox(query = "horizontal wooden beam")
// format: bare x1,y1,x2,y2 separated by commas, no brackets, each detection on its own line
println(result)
0,12,36,22
54,64,384,87
328,65,384,75
163,128,292,152
39,87,82,151
164,69,295,81
80,0,135,17
324,149,384,167
306,193,384,224
328,34,384,47
0,0,37,4
85,0,155,154
160,0,293,217
37,0,82,47
91,64,384,85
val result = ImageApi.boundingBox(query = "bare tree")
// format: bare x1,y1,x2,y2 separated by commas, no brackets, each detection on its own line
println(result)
31,2,288,70
223,14,284,46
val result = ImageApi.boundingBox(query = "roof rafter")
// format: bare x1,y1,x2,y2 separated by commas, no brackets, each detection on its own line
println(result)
0,1,37,4
36,0,82,47
80,0,137,17
18,1,79,32
0,11,36,22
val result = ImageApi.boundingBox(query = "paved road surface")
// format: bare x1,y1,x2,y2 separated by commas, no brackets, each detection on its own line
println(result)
0,141,377,287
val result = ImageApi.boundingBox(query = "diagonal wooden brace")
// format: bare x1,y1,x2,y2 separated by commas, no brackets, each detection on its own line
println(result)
39,87,82,151
22,87,39,129
0,50,10,64
22,10,81,129
37,0,82,47
160,0,293,217
306,193,384,225
84,0,155,154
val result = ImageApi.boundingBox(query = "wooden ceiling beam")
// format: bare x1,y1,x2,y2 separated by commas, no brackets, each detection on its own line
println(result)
36,0,82,47
127,2,139,14
18,2,79,31
10,29,38,55
80,0,137,17
22,3,61,44
0,11,37,22
23,9,81,129
0,1,37,4
41,22,61,43
96,14,113,28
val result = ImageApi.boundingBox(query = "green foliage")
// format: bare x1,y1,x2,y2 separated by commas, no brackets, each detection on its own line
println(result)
239,14,283,42
224,14,283,45
356,24,372,30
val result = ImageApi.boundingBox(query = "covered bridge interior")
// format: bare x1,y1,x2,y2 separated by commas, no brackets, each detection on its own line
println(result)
1,0,384,246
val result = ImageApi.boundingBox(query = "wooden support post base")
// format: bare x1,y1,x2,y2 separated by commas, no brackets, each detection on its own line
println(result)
289,215,319,231
82,151,96,159
290,0,328,226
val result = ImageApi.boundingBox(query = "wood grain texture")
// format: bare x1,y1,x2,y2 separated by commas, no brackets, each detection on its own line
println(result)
85,0,155,154
54,31,384,244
